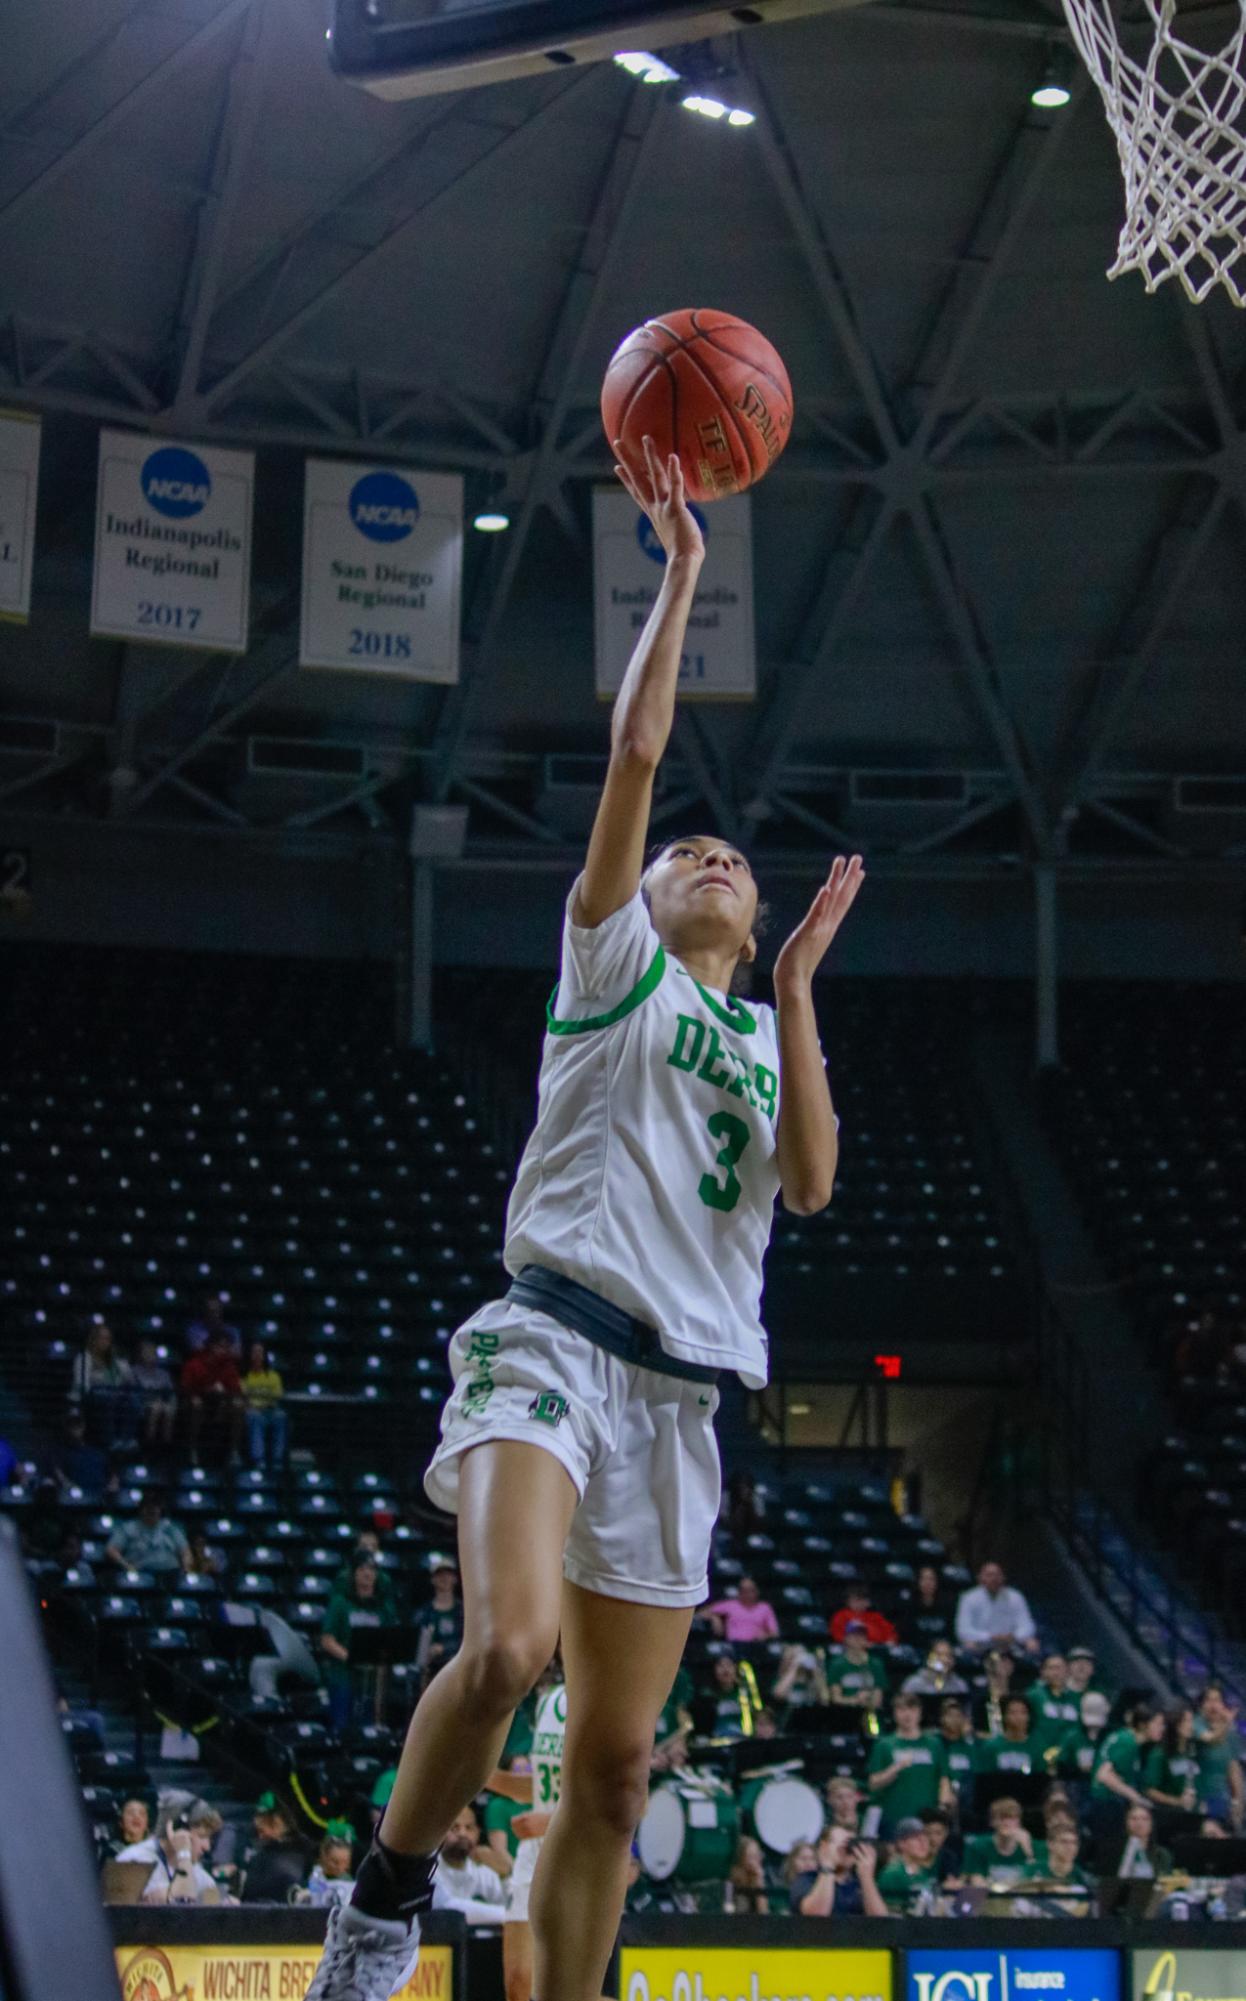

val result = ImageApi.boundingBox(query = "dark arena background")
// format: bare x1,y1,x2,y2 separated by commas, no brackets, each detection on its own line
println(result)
1,0,1245,1997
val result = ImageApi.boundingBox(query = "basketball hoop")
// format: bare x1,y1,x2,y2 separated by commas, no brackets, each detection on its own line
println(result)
1061,0,1246,304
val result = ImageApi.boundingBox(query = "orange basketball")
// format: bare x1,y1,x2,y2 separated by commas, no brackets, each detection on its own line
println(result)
601,309,793,505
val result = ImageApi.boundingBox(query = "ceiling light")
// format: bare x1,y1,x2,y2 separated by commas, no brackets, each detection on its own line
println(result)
473,511,510,533
613,51,678,83
1031,54,1073,107
683,94,727,119
727,107,756,126
789,1402,812,1416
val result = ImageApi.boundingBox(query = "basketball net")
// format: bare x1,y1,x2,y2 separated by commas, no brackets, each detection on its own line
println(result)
1062,0,1246,304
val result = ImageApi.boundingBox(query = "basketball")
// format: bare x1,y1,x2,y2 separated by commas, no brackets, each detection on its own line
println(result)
601,309,793,505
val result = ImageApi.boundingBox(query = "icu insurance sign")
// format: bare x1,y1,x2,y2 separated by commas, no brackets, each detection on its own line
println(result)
300,459,463,682
1132,1951,1246,2001
92,430,253,651
910,1952,1121,2001
0,411,40,622
593,488,755,700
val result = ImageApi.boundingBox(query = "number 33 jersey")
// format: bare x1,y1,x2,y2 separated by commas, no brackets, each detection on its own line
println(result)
503,884,782,1388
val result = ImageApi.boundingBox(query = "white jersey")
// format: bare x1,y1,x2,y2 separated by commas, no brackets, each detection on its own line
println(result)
504,886,781,1387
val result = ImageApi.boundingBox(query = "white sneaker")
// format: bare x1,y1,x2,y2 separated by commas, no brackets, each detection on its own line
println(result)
304,1901,421,2001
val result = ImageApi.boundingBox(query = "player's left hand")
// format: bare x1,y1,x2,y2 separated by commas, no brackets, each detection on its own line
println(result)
773,855,865,990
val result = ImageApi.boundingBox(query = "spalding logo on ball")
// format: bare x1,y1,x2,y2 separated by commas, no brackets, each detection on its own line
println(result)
601,309,793,505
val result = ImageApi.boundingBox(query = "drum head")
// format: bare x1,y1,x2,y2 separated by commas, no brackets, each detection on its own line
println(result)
753,1776,824,1854
636,1786,686,1881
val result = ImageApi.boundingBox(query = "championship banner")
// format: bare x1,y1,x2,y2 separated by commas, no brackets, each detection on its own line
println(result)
1133,1949,1246,2001
0,409,40,623
593,488,755,701
92,429,253,652
910,1949,1121,2001
300,458,462,682
115,1937,453,2001
620,1946,891,2001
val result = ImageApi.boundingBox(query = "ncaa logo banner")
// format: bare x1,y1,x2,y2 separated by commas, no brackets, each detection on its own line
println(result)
300,458,463,682
92,429,253,652
910,1952,1121,2001
1132,1951,1246,2001
620,1946,890,2001
0,410,40,623
592,487,755,701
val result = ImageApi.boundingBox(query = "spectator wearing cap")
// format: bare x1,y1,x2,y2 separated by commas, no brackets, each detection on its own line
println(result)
1100,1799,1173,1880
963,1796,1034,1885
706,1575,780,1644
415,1553,464,1679
826,1622,888,1708
180,1329,245,1467
901,1640,968,1698
790,1825,887,1917
1027,1653,1081,1759
185,1295,242,1357
955,1560,1039,1656
975,1694,1040,1778
876,1819,938,1911
867,1693,953,1836
1065,1646,1099,1696
105,1489,192,1577
1194,1685,1245,1830
829,1580,897,1648
1090,1703,1163,1851
239,1794,309,1903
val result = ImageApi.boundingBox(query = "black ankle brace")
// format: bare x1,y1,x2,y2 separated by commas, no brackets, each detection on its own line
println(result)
351,1837,438,1922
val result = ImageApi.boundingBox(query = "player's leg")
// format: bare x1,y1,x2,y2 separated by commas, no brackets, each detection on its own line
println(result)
503,1919,535,2001
529,1583,692,2001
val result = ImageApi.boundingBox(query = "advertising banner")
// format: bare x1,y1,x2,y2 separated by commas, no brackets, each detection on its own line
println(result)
0,409,40,622
300,458,462,681
1132,1950,1246,2001
115,1938,452,2000
620,1946,891,2001
593,489,755,701
92,430,253,652
909,1950,1121,2001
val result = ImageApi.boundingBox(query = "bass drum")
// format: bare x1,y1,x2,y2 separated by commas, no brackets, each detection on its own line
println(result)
636,1783,739,1883
739,1774,824,1855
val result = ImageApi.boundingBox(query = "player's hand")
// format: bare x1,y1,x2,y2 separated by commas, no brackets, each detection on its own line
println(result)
511,1811,550,1841
773,855,865,993
613,435,705,565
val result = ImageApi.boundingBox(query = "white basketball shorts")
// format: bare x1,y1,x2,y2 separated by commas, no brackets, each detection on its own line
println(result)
424,1298,721,1608
505,1836,541,1925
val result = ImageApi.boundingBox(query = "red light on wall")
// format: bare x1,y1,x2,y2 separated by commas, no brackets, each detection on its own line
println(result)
874,1354,902,1379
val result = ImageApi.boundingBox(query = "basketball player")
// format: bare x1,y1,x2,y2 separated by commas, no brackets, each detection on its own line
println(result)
485,1668,567,2001
306,436,863,2000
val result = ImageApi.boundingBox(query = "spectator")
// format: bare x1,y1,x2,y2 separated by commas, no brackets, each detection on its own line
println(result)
938,1699,977,1817
320,1555,394,1729
433,1806,509,1915
186,1529,227,1584
484,1755,532,1869
972,1647,1017,1736
180,1329,245,1467
1090,1703,1161,1850
976,1694,1040,1777
963,1796,1033,1885
112,1793,223,1904
1101,1799,1173,1879
706,1575,779,1644
69,1322,137,1450
1194,1685,1245,1830
867,1692,951,1835
826,1624,888,1708
754,1706,778,1740
239,1794,310,1904
305,1825,356,1908
825,1777,862,1834
876,1819,938,1911
131,1341,177,1452
1146,1701,1199,1816
780,1841,817,1912
904,1565,954,1650
105,1489,191,1577
414,1554,464,1679
727,1835,770,1913
724,1471,763,1542
829,1580,897,1648
240,1342,287,1470
902,1640,968,1699
1027,1652,1081,1757
919,1806,960,1885
955,1560,1038,1655
47,1409,113,1497
655,1664,694,1745
1022,1820,1094,1901
791,1826,885,1917
333,1532,397,1616
104,1796,152,1861
703,1653,755,1738
1057,1689,1113,1781
773,1644,831,1719
1065,1646,1099,1696
185,1295,242,1357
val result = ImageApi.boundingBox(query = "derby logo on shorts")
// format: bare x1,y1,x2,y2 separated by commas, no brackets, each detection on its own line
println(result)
527,1390,569,1428
141,446,211,520
350,469,420,543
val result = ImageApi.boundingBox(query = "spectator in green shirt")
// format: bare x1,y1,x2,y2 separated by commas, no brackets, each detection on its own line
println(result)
654,1665,694,1746
825,1623,888,1709
867,1693,951,1835
1027,1654,1081,1757
876,1818,938,1911
963,1796,1034,1884
938,1699,977,1817
1194,1685,1245,1830
1065,1647,1100,1699
484,1756,531,1864
1090,1702,1161,1854
1056,1689,1112,1782
976,1694,1040,1778
319,1556,393,1729
1021,1820,1095,1906
1145,1702,1199,1816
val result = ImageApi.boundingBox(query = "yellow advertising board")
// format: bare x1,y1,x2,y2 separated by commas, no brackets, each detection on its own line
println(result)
115,1939,453,2001
619,1946,892,2001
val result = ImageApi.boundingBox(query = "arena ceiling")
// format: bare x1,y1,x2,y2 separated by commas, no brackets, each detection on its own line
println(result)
1,0,1244,884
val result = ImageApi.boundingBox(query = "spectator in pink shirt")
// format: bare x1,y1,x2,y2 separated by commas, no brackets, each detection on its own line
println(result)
706,1575,780,1643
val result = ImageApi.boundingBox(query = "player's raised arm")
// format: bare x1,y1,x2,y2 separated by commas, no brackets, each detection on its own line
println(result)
573,437,705,929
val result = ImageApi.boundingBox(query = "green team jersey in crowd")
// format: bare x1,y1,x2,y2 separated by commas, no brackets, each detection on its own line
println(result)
876,1859,938,1911
484,1793,528,1858
1194,1723,1245,1808
1021,1858,1094,1893
868,1732,945,1830
1144,1746,1199,1801
1027,1688,1081,1756
941,1739,977,1800
1056,1725,1108,1778
532,1682,566,1807
655,1666,693,1742
827,1654,888,1703
1091,1727,1144,1797
963,1832,1031,1883
975,1735,1038,1777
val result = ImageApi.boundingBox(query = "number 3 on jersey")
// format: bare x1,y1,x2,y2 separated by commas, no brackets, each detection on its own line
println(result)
699,1110,751,1212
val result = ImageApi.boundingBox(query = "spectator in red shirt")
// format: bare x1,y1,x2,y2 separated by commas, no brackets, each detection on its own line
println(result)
180,1329,245,1467
828,1579,897,1648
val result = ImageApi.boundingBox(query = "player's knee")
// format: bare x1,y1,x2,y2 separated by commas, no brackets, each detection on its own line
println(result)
460,1631,550,1717
570,1739,652,1838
